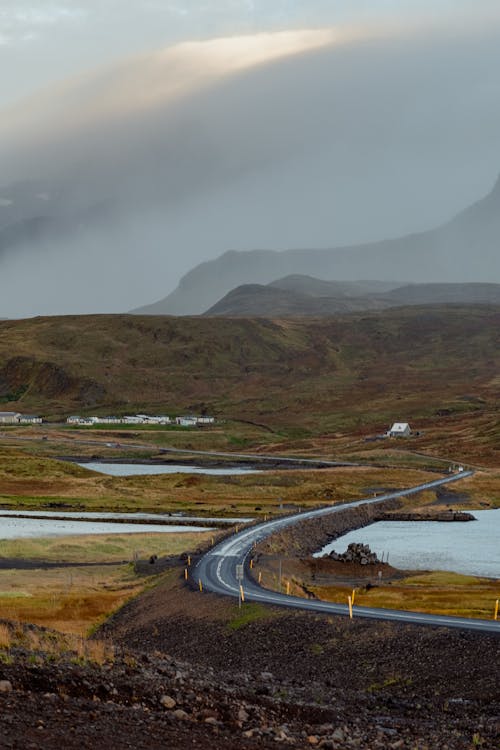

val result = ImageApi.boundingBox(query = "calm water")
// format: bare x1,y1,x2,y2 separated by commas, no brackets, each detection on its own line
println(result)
0,517,213,540
0,511,252,525
315,509,500,578
78,462,260,476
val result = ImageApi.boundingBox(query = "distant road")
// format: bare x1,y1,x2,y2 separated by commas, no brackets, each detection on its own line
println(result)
0,431,358,468
196,471,500,634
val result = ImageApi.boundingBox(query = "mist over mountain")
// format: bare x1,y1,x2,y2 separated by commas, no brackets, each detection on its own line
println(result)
135,174,500,315
0,23,500,317
1,21,500,317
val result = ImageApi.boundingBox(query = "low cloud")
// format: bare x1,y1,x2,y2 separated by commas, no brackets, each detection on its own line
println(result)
1,19,500,316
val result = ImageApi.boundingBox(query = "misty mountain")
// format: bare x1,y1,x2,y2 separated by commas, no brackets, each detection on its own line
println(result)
205,279,500,317
2,22,500,317
134,174,500,315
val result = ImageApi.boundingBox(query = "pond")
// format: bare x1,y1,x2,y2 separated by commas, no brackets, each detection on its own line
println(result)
77,462,260,477
315,509,500,578
0,517,213,540
0,510,252,525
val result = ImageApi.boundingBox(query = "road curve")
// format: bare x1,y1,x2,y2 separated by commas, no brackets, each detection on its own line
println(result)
195,472,500,634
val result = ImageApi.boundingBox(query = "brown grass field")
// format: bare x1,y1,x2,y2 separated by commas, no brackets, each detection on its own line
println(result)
309,571,500,620
0,532,212,634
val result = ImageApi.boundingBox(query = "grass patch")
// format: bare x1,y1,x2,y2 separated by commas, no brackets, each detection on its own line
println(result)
310,570,500,620
0,531,210,634
227,602,275,631
0,531,214,564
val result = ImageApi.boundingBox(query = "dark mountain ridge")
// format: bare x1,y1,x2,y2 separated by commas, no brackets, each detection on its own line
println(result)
205,279,500,317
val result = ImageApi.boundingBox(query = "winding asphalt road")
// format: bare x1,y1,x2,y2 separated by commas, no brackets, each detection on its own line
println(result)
195,471,500,634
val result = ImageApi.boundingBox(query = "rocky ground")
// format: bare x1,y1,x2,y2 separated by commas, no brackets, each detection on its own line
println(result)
1,622,498,750
1,567,499,749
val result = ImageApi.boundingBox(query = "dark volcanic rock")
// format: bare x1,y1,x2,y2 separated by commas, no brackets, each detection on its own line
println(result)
326,542,381,564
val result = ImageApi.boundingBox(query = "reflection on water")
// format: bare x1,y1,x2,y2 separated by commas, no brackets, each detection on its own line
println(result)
315,509,500,578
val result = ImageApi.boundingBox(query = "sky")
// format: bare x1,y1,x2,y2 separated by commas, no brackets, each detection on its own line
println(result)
1,0,495,107
1,1,500,316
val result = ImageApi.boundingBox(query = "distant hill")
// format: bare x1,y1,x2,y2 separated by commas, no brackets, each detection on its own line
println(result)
269,277,399,298
205,279,500,317
0,308,498,438
133,174,500,315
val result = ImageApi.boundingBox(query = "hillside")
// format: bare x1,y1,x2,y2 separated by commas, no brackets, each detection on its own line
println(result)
269,277,400,297
205,279,500,317
204,283,392,317
134,174,500,315
0,308,498,437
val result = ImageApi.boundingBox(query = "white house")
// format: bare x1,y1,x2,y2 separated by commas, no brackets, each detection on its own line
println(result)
18,414,42,425
122,416,144,425
388,422,411,438
146,415,171,425
176,416,198,427
0,411,20,424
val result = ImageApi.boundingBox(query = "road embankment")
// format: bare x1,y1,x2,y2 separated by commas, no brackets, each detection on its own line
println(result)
254,497,402,558
375,509,475,522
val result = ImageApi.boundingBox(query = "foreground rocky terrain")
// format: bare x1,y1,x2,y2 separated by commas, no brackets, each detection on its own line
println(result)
1,625,499,749
1,561,499,750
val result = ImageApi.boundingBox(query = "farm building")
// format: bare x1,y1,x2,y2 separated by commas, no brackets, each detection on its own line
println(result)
0,412,42,425
18,414,42,424
0,411,20,424
388,422,411,438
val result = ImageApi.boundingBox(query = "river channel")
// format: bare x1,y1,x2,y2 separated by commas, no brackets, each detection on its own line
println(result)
316,509,500,578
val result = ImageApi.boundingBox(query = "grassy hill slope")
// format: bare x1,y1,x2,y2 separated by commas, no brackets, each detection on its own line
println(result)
0,308,498,440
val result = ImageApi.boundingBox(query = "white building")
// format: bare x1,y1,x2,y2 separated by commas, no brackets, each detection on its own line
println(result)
388,422,411,438
18,414,42,425
0,411,20,424
176,416,198,427
122,416,145,425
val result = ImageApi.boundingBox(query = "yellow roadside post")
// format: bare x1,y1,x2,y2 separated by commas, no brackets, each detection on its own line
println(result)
348,595,353,620
184,568,188,580
258,571,262,584
198,579,203,592
240,584,245,602
187,555,191,566
250,559,254,569
211,537,215,546
494,599,499,620
286,580,290,595
352,588,356,605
